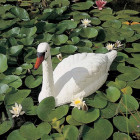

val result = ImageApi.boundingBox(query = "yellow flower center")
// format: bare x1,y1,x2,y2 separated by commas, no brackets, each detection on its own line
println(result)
74,100,81,105
13,108,17,112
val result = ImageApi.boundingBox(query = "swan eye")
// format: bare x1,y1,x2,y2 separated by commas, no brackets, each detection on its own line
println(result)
37,52,45,57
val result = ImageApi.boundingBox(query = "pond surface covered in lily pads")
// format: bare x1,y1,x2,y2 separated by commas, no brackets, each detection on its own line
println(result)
0,0,140,140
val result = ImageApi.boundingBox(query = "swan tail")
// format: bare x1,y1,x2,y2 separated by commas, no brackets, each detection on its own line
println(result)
106,50,117,70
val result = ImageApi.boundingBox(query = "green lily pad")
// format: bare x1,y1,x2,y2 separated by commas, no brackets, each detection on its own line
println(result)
117,65,140,81
102,20,121,29
25,75,42,88
80,27,98,38
4,89,31,106
20,27,37,37
7,130,26,140
52,34,68,45
60,45,77,54
0,120,12,135
66,115,83,126
101,102,118,118
20,122,40,140
78,47,93,53
113,132,132,140
0,19,17,30
0,54,8,73
9,45,23,56
121,86,132,95
72,108,99,123
118,95,139,113
37,97,55,121
60,20,77,29
47,105,69,122
72,1,94,10
85,92,107,108
10,7,30,21
128,78,140,89
1,75,22,88
106,86,121,102
82,118,113,140
63,125,79,140
0,83,9,94
113,116,129,133
37,122,51,137
116,10,139,15
107,78,126,89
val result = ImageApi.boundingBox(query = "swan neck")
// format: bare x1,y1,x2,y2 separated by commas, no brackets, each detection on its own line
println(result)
41,55,55,96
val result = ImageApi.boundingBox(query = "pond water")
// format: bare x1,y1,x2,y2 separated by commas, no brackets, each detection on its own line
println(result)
110,0,140,12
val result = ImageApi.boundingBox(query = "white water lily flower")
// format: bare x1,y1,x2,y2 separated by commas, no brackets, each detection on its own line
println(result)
81,19,91,28
9,103,25,118
114,40,123,48
57,53,62,61
70,97,86,110
106,43,114,51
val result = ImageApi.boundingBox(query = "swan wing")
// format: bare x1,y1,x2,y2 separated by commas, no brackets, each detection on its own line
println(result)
53,53,108,96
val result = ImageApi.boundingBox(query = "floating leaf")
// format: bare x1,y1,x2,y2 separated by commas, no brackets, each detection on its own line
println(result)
82,118,113,140
116,10,139,15
128,78,140,89
9,45,23,56
1,75,22,89
0,19,17,30
0,120,12,135
86,92,107,108
101,102,118,118
20,122,40,140
113,116,129,133
72,1,94,10
10,7,30,21
0,83,9,94
117,65,140,81
72,108,99,123
113,132,132,140
37,122,51,137
37,97,55,121
7,130,26,140
4,89,31,106
60,45,77,54
25,75,42,88
47,105,69,122
106,86,121,102
107,78,126,89
80,28,98,38
52,34,68,45
121,86,132,95
0,54,8,73
66,115,83,126
63,125,79,140
118,95,139,112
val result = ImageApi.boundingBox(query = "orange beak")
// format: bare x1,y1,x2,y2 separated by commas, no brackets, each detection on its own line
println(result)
34,55,44,70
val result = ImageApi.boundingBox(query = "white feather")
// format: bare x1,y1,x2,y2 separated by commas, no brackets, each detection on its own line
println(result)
37,43,117,106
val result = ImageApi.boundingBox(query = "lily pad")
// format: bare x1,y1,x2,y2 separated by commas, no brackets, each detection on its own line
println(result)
60,45,77,54
0,54,8,73
80,27,98,38
106,86,121,102
0,120,12,135
72,108,100,123
25,75,42,88
52,34,68,45
37,97,55,121
82,118,113,140
10,7,30,21
1,75,22,89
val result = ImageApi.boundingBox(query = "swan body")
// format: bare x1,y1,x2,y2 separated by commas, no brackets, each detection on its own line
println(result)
34,43,117,106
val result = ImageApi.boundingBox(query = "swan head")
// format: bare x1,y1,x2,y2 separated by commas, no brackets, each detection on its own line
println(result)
34,42,50,70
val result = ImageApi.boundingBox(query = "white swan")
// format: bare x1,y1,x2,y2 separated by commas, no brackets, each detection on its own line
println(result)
34,42,117,106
